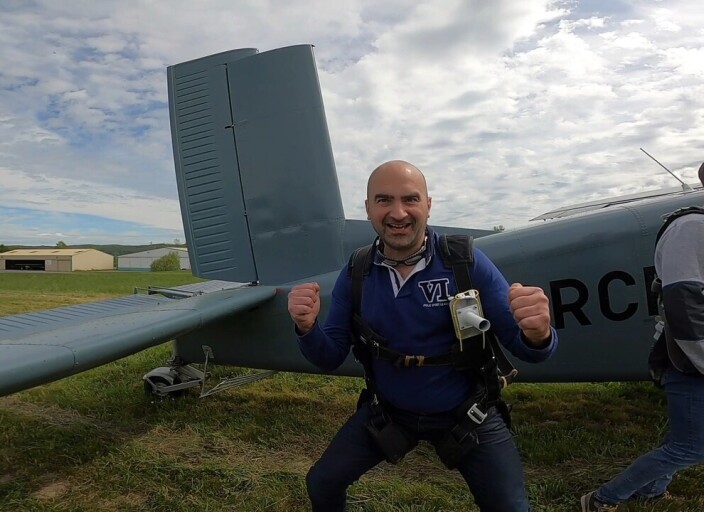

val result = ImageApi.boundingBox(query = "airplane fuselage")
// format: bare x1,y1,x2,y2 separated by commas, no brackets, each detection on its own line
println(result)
174,188,704,383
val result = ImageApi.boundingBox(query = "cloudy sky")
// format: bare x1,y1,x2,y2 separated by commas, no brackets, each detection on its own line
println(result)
1,0,703,246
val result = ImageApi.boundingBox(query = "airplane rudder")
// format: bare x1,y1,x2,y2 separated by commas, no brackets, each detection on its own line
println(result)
168,45,345,284
228,45,346,283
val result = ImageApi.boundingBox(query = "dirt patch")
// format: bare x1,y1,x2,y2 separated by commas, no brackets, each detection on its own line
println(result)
32,479,70,500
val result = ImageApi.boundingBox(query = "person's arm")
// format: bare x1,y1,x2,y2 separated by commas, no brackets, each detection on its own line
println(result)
508,283,555,348
658,217,704,371
288,268,354,372
472,248,557,362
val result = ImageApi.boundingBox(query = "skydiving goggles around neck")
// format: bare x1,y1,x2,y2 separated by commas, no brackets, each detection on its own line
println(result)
377,236,428,266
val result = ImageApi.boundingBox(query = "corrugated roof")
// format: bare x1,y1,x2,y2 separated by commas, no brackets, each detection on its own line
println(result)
1,249,105,257
118,247,189,258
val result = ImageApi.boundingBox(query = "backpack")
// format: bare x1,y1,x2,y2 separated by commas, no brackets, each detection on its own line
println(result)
648,207,704,385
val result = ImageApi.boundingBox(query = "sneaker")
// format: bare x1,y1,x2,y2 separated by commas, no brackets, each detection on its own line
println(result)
636,490,671,502
580,491,618,511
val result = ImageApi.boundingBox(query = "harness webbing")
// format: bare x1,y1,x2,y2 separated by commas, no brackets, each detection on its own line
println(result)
348,234,517,405
438,235,517,383
348,243,376,396
655,206,704,244
650,206,704,379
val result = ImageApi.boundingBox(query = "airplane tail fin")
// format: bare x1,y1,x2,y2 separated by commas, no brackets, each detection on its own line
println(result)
167,45,345,285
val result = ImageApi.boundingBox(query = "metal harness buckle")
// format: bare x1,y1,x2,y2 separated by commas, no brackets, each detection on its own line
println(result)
466,403,487,425
362,335,381,358
402,355,425,367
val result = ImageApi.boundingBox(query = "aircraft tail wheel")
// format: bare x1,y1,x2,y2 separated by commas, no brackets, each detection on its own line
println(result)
143,374,184,399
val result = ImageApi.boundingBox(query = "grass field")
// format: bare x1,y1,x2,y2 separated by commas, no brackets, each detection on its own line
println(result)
0,271,702,511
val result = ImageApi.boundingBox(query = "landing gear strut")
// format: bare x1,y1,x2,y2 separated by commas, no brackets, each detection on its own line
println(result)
143,345,277,399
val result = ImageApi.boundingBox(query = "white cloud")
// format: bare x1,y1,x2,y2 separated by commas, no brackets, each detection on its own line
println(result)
0,0,703,245
0,167,181,230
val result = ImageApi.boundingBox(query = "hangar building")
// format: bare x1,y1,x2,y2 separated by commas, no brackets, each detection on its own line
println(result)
0,249,114,272
117,247,191,271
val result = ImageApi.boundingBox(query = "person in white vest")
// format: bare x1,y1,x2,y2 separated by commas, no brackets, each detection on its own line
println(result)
581,162,704,511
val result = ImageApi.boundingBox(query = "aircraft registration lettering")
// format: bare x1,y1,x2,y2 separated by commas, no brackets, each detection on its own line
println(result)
549,266,657,329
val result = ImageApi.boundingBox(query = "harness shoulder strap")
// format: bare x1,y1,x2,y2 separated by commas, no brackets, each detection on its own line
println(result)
348,244,373,319
439,234,474,292
347,244,378,403
438,234,517,386
655,206,704,246
651,207,704,377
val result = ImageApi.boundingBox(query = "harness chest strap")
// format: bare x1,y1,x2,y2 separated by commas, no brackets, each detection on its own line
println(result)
349,235,516,376
354,317,490,368
348,234,517,410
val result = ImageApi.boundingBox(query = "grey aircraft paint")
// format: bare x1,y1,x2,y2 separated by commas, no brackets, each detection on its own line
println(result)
1,44,703,398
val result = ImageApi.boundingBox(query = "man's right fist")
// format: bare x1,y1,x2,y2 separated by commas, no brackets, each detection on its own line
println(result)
288,282,321,334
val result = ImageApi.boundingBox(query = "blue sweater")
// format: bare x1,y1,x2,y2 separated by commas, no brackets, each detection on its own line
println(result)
298,231,558,413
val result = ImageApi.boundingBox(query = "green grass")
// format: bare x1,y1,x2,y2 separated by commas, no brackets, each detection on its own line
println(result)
0,272,703,511
0,270,204,294
0,271,205,316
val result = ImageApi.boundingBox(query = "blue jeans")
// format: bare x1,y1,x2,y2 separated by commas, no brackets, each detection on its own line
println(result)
306,401,530,511
596,369,704,504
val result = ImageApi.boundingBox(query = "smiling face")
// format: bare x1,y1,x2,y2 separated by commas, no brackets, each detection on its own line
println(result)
365,161,432,260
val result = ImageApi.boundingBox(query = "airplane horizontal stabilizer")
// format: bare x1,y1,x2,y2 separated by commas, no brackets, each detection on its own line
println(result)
0,283,277,397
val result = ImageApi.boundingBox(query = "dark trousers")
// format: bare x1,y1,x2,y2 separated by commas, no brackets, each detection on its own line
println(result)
306,402,530,511
597,369,704,504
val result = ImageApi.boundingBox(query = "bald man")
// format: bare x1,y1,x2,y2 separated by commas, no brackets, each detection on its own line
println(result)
289,160,557,512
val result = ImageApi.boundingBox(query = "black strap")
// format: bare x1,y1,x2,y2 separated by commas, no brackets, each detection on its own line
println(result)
439,234,474,291
655,206,704,247
439,235,517,383
651,208,704,376
348,235,517,383
348,234,519,436
348,244,376,395
353,342,473,368
349,244,373,320
651,277,699,375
